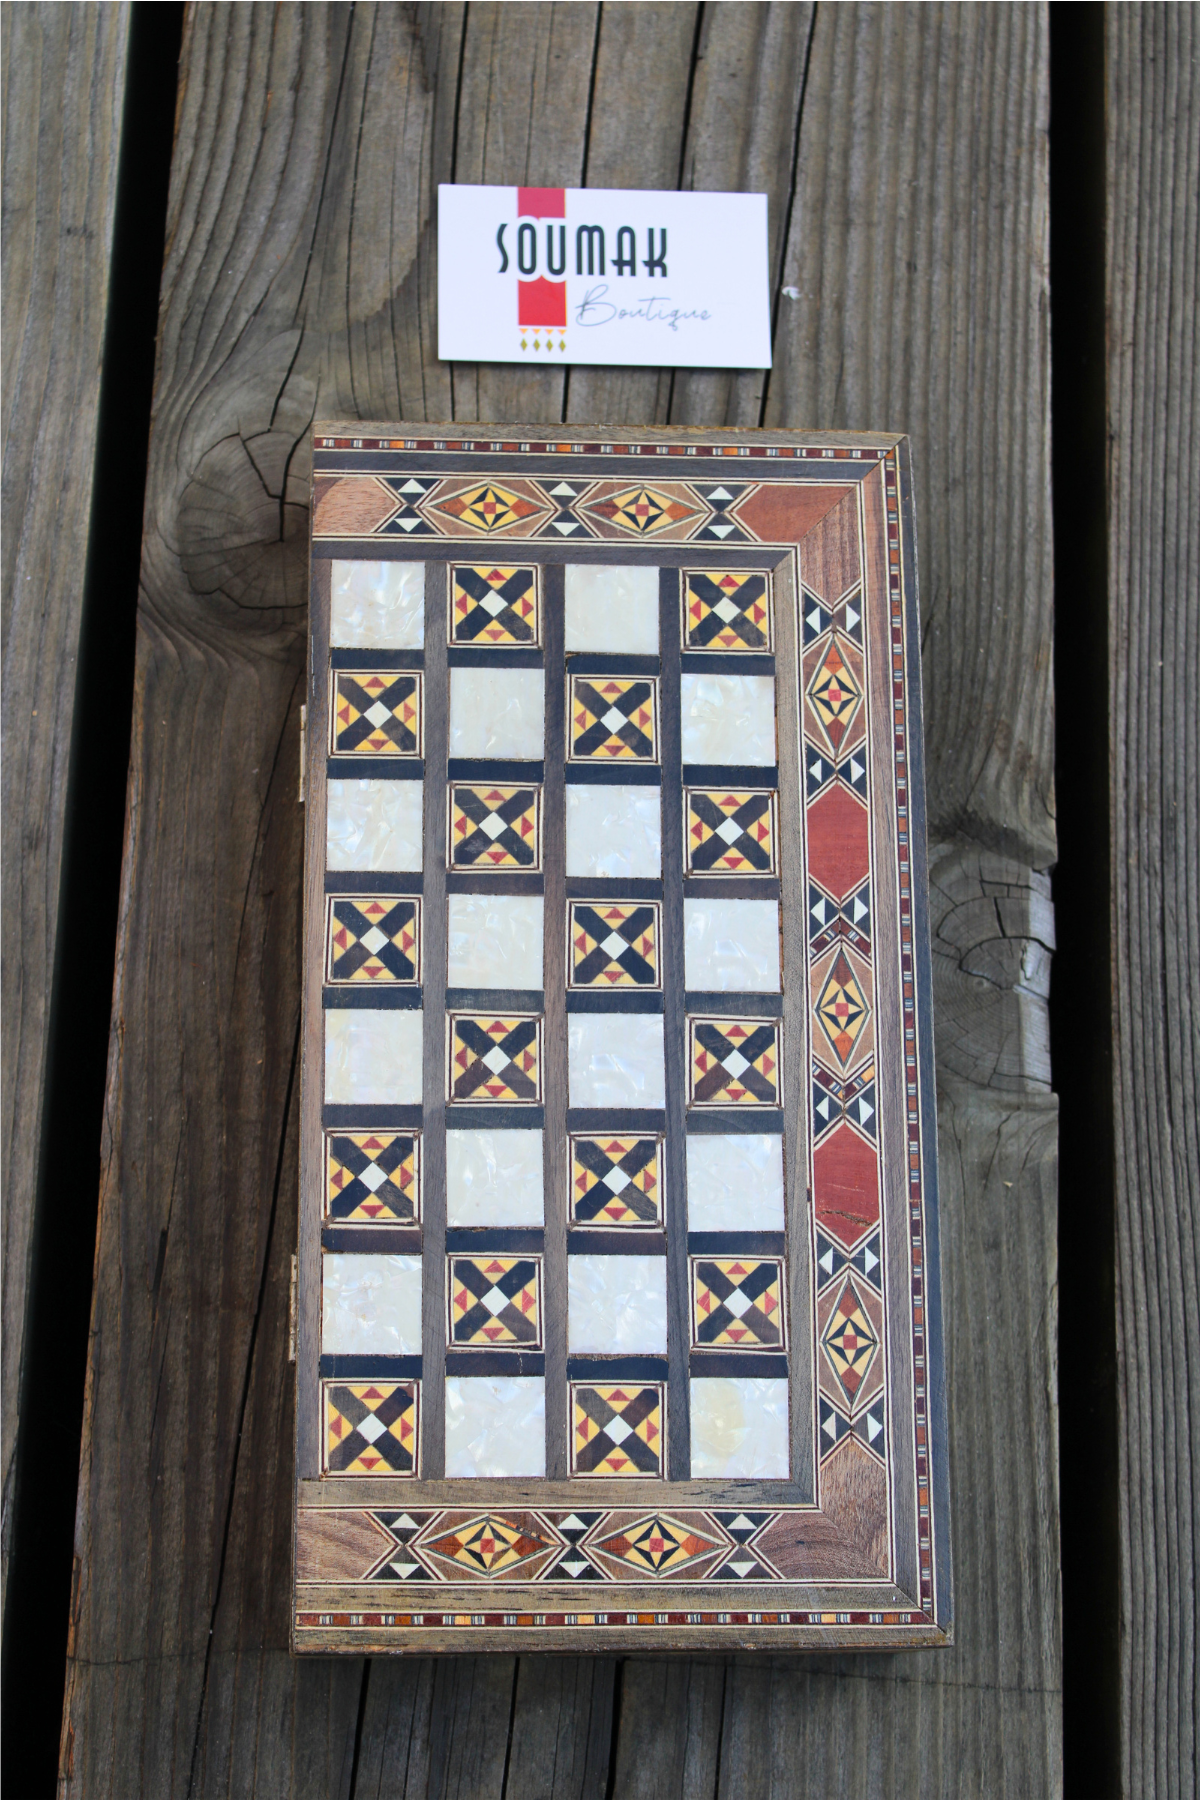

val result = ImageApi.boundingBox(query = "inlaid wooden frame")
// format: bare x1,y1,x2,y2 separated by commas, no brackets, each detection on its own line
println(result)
296,422,951,1653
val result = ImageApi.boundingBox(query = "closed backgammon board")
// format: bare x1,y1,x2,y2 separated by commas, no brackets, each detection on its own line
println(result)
292,422,951,1654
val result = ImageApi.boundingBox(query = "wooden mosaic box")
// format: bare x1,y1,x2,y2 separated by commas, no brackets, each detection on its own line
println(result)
294,422,952,1653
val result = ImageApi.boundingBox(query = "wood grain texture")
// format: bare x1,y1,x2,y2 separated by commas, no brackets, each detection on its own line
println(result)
60,3,1058,1793
1107,8,1200,1797
0,0,129,1613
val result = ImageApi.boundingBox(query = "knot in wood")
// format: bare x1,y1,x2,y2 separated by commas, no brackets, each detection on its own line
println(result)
928,845,1055,1093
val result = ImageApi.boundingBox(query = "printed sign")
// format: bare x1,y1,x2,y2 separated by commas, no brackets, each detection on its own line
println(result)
438,185,772,369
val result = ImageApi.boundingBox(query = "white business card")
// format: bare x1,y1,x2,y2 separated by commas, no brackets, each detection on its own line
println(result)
438,185,771,370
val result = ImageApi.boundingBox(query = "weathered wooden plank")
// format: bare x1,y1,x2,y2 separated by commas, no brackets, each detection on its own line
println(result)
1107,8,1200,1798
606,1657,724,1798
692,5,1062,1792
61,2,1060,1793
670,2,813,428
503,1656,616,1800
0,0,129,1613
563,0,701,429
449,0,598,428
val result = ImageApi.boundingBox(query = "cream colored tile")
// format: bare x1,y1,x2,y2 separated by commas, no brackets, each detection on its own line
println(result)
449,667,544,758
444,1376,546,1476
330,560,425,647
565,784,661,878
686,1135,785,1231
684,898,781,991
564,564,659,652
447,893,543,989
689,1377,790,1478
567,1255,667,1353
568,1014,665,1108
446,1130,544,1226
680,673,776,765
321,1253,422,1355
324,1009,423,1105
326,778,423,872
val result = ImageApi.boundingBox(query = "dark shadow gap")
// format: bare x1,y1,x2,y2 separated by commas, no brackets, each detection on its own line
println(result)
0,6,185,1795
1048,6,1120,1797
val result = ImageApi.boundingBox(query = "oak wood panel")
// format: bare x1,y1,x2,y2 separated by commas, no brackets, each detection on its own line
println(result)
1107,8,1200,1798
0,0,129,1613
60,3,1058,1794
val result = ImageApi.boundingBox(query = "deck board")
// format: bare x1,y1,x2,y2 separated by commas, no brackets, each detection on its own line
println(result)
1,0,129,1613
1107,8,1200,1798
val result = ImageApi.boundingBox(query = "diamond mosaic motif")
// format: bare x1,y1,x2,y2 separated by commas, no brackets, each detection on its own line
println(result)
591,1513,725,1577
816,1225,882,1293
325,896,420,983
708,1510,779,1580
691,1258,785,1349
569,902,659,987
583,484,702,537
431,482,548,535
820,1277,879,1406
570,1135,662,1226
571,1384,664,1477
326,1131,419,1224
374,474,439,535
450,784,541,868
420,1513,558,1577
449,1014,542,1103
367,1510,432,1579
451,565,539,644
684,570,772,650
323,1381,417,1476
812,1065,877,1145
686,788,777,875
814,948,872,1067
449,1256,542,1346
688,1018,781,1107
808,878,871,953
331,671,421,756
806,637,863,756
570,675,658,760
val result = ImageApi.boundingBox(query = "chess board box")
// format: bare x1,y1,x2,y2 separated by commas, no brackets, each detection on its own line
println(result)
293,422,951,1653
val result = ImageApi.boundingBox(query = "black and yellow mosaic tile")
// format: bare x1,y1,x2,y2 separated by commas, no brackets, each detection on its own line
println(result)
684,569,772,651
588,1512,725,1578
417,1513,558,1580
450,564,540,645
448,1013,543,1104
820,1276,880,1408
685,788,777,876
449,783,542,869
449,1255,542,1347
569,901,660,988
571,1383,664,1477
570,1134,662,1226
688,1017,782,1108
325,1130,419,1224
323,1380,418,1476
805,636,863,758
813,946,873,1069
569,674,658,761
691,1257,786,1349
325,896,420,984
330,670,421,756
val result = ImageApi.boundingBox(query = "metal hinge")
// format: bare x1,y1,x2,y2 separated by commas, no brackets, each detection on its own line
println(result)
298,705,307,804
288,1254,298,1362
